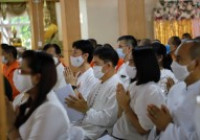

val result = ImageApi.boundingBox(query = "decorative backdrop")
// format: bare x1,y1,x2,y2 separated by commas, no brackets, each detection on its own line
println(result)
154,0,200,44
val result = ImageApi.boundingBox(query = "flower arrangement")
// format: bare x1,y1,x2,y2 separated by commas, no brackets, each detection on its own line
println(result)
154,0,200,20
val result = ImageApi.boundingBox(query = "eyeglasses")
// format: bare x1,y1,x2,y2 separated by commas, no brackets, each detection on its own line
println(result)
17,68,32,75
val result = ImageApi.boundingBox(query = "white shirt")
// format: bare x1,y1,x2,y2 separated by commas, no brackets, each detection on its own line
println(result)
76,68,98,99
55,84,85,122
76,75,119,140
13,92,28,110
53,63,66,91
148,80,200,140
19,91,70,140
195,100,200,139
159,69,177,97
117,63,130,89
112,82,165,140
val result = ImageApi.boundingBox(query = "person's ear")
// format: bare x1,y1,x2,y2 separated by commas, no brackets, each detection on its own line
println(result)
82,53,89,61
127,46,132,52
158,55,163,63
195,59,200,69
31,73,41,86
102,62,112,73
188,59,199,72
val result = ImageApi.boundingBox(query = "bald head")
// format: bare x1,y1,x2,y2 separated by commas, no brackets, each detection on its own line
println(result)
174,40,200,66
189,41,200,60
175,42,192,65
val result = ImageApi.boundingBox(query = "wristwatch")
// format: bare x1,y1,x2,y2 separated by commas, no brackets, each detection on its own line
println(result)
72,85,78,90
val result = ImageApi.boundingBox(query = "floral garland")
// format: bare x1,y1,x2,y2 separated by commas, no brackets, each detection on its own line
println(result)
154,1,200,20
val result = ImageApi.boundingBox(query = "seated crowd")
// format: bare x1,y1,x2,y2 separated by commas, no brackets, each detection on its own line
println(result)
1,34,200,140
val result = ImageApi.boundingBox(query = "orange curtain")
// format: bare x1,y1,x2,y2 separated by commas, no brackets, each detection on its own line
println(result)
154,19,193,44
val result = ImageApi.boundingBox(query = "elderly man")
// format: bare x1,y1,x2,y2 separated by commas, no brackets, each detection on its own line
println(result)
148,40,200,140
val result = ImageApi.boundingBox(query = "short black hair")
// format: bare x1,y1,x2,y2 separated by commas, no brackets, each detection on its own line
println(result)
152,42,167,56
88,38,97,49
43,44,61,55
182,33,192,40
93,44,119,67
194,36,200,41
152,42,172,70
169,36,181,47
72,40,94,63
1,44,17,59
152,39,161,43
117,35,137,48
139,39,152,46
22,50,36,64
133,47,160,85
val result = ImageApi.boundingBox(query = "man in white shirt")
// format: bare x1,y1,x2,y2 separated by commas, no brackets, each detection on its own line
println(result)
43,44,66,90
195,96,200,139
147,40,200,140
66,45,120,140
64,40,97,100
116,35,137,89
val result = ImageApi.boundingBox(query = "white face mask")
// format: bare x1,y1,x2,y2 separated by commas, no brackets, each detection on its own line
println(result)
53,56,59,65
116,48,125,59
171,61,190,81
1,56,8,64
93,66,105,79
125,64,136,79
13,70,34,93
70,56,84,67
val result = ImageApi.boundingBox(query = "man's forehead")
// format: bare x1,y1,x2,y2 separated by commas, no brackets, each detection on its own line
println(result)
175,42,193,56
118,40,128,45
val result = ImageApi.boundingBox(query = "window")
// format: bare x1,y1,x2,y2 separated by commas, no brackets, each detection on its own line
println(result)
0,11,31,49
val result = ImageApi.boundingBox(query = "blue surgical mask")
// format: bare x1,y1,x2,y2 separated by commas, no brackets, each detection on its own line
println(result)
166,44,170,54
116,48,125,59
1,56,8,64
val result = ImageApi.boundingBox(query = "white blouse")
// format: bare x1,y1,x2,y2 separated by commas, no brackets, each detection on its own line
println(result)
159,69,177,97
112,81,165,140
19,91,70,140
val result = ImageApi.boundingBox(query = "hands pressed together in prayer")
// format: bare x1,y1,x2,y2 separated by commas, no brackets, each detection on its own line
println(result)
166,77,175,92
65,92,89,114
116,83,131,113
64,66,81,86
147,104,173,133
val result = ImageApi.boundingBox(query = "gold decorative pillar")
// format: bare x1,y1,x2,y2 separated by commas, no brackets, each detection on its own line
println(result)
29,0,44,50
0,34,7,139
60,0,81,65
118,0,146,39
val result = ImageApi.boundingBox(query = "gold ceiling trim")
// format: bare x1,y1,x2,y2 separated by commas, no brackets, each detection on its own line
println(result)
0,0,59,2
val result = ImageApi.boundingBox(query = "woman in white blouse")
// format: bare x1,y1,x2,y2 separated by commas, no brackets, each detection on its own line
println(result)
111,47,165,140
152,42,177,96
6,51,70,140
